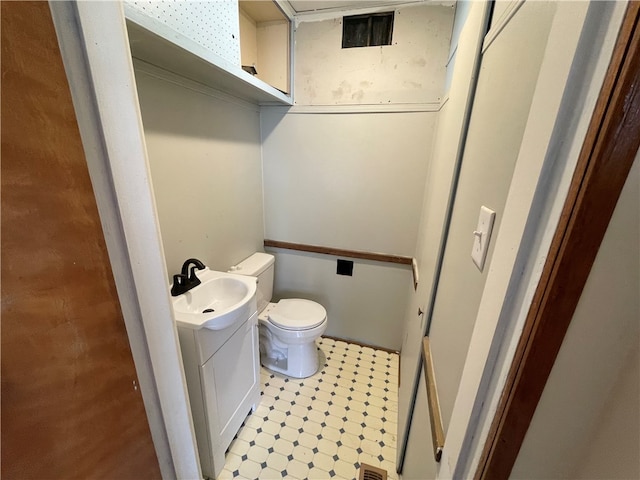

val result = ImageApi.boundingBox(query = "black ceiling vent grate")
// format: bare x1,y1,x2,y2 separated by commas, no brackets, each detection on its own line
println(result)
359,463,388,480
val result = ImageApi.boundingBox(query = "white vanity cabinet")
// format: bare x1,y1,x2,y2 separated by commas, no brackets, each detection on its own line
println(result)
178,305,260,480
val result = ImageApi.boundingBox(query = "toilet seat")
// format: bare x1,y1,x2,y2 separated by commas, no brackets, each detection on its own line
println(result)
268,299,326,331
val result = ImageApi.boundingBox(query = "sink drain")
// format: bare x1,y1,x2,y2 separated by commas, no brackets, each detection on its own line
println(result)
202,308,215,314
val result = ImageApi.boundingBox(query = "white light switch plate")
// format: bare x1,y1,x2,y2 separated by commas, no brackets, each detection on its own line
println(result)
471,206,496,271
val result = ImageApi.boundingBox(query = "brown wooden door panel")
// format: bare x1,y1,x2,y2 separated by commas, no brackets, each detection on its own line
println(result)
1,2,161,478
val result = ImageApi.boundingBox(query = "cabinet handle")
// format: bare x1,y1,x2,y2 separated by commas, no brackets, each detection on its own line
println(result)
418,308,424,316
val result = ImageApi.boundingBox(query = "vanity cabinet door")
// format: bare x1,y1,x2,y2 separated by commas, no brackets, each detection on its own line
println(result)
199,311,260,477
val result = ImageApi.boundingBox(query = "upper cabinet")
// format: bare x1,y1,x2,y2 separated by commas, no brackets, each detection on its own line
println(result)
239,1,291,95
124,0,293,105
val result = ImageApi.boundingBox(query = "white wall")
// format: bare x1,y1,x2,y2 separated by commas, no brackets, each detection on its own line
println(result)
239,8,258,66
428,0,556,432
574,346,640,480
441,2,628,476
134,63,265,279
267,248,413,350
260,4,453,351
512,156,639,479
397,0,489,469
400,366,438,480
444,0,472,93
294,3,454,105
261,110,436,255
260,109,435,351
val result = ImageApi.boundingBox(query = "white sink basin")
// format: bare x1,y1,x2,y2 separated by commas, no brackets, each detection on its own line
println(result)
171,268,257,330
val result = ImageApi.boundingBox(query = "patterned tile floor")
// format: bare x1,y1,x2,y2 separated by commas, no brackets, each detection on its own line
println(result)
218,337,399,480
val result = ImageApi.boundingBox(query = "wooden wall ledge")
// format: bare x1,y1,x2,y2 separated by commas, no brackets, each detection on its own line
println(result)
422,337,445,462
263,239,414,266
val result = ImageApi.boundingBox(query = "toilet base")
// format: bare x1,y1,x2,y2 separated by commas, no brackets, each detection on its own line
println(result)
260,342,320,378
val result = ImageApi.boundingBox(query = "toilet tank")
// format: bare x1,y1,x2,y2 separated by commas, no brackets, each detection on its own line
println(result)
231,253,275,313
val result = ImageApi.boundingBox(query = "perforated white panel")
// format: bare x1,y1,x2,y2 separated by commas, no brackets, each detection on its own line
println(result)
126,0,241,65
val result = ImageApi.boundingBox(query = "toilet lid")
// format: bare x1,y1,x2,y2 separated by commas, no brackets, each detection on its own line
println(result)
268,299,326,330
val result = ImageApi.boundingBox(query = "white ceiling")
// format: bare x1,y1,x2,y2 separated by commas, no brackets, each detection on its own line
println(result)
287,0,414,14
240,1,288,22
241,0,423,22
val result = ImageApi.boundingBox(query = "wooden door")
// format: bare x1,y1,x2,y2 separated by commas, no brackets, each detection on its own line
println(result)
1,2,162,478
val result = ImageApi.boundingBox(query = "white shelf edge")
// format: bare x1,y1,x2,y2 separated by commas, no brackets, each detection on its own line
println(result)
260,102,442,114
124,5,293,106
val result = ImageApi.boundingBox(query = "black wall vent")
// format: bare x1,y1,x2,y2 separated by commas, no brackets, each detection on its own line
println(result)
336,259,354,276
342,11,394,48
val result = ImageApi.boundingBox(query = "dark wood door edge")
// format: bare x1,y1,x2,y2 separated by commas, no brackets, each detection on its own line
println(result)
475,3,640,479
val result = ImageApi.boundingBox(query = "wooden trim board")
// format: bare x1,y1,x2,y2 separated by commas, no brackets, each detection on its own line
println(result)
475,3,640,478
264,239,414,265
422,337,445,462
264,239,418,288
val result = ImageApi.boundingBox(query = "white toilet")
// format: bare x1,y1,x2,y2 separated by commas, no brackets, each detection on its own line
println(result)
230,252,327,378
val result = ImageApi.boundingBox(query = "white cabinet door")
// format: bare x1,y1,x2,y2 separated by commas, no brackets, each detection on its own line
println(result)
199,312,260,478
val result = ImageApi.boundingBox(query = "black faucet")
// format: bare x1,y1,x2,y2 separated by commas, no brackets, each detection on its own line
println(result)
171,258,206,296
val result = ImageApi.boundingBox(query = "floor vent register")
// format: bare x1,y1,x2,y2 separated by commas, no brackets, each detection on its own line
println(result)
359,463,388,480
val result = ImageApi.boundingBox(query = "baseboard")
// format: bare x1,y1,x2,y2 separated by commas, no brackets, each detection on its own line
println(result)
321,335,399,355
